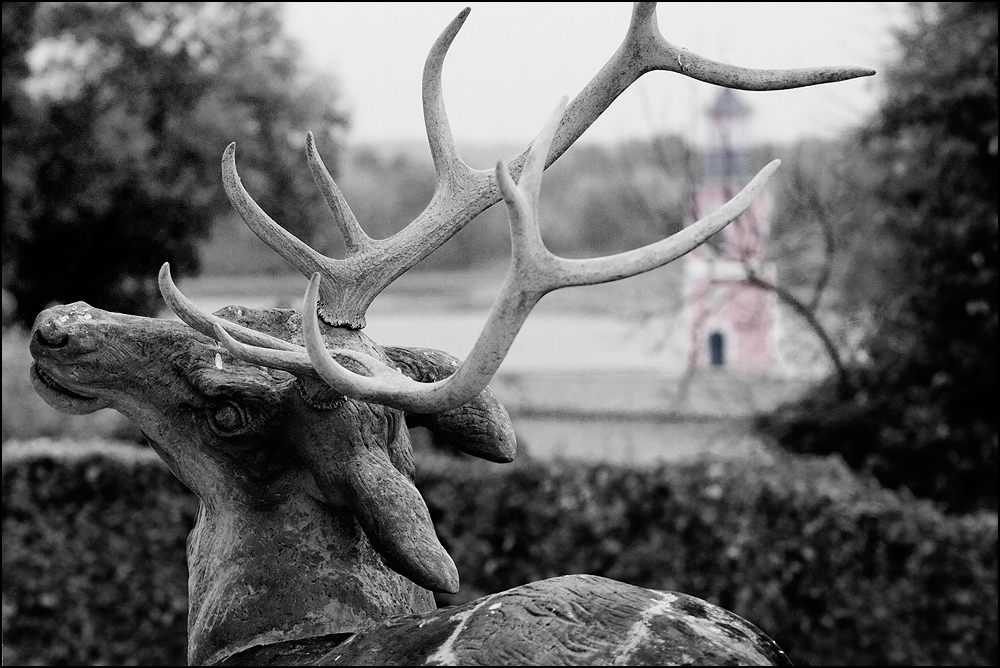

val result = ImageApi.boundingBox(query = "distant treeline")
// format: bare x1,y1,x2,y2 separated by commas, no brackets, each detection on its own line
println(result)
199,137,785,276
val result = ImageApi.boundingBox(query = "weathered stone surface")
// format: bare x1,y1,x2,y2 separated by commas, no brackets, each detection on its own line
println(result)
314,575,792,666
217,633,353,666
28,301,512,665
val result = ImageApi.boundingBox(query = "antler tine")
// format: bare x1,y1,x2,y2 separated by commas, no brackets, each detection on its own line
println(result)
211,321,392,383
306,132,374,256
158,263,301,353
422,6,476,186
350,7,496,290
160,262,394,382
222,143,334,280
159,260,417,385
212,324,317,377
539,160,781,286
505,2,875,175
302,98,778,414
629,2,874,90
221,143,370,328
159,261,396,381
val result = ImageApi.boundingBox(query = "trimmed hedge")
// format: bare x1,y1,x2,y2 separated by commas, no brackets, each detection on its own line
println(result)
423,454,998,666
2,439,997,666
2,440,193,666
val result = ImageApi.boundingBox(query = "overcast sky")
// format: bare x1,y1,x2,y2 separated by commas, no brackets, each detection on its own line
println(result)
283,2,913,150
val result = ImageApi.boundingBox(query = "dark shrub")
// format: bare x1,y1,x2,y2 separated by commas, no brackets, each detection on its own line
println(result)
3,439,996,666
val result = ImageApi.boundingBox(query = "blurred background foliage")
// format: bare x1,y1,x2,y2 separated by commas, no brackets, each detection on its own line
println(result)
2,1,348,324
1,1,998,665
3,442,996,666
759,1,998,514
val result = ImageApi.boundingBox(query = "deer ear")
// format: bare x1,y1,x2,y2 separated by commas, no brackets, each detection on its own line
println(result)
343,448,459,594
302,433,459,593
385,346,516,463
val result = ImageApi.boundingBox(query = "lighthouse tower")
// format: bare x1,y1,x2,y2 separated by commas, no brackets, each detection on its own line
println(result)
682,89,779,372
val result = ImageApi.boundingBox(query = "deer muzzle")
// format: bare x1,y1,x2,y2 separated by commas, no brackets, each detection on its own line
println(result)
29,302,196,415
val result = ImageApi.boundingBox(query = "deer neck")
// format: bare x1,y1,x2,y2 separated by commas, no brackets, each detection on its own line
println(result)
184,489,436,666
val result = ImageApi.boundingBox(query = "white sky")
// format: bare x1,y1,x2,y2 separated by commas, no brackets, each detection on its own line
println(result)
283,2,913,150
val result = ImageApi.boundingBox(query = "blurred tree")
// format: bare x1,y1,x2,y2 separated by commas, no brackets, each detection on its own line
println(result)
2,2,39,321
541,139,691,259
747,137,892,389
3,2,348,326
762,2,998,513
607,128,864,384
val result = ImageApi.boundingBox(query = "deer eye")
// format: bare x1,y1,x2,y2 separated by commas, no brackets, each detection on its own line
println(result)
210,401,247,435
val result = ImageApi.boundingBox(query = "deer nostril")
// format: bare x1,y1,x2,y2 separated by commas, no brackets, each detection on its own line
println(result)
35,325,70,349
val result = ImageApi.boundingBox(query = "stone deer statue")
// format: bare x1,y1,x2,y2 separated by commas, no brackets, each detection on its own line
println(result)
29,3,872,665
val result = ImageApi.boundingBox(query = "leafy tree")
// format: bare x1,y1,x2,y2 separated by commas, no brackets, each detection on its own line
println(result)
2,2,39,315
3,2,348,326
762,2,999,513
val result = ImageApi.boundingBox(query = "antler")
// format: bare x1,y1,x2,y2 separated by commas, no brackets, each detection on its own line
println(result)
219,7,490,330
298,99,780,413
162,2,873,409
187,2,872,331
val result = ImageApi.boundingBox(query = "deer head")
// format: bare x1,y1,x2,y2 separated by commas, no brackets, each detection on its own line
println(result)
29,3,872,665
